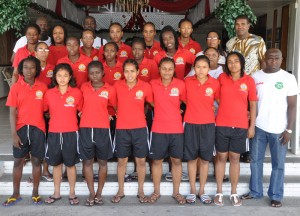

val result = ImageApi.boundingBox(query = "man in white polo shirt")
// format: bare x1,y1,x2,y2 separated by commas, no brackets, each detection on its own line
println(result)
80,16,107,49
242,48,298,207
11,16,51,63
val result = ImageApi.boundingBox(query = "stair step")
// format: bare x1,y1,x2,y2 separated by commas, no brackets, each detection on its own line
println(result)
0,174,299,197
1,161,300,176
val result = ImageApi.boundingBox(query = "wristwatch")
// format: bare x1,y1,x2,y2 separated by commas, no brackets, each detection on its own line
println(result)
285,129,293,134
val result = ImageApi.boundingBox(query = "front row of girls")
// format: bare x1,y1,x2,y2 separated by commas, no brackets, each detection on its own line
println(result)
4,50,257,207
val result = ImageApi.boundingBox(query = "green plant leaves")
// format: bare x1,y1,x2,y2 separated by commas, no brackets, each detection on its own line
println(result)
0,0,31,35
215,0,257,38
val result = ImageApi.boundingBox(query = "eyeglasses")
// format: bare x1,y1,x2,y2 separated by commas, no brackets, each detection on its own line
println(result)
207,37,219,40
82,37,94,40
37,48,49,52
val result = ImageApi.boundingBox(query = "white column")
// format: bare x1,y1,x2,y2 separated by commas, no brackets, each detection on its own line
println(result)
290,1,300,154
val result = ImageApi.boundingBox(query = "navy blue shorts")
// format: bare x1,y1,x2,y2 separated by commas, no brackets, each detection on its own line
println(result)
13,125,45,159
46,131,80,167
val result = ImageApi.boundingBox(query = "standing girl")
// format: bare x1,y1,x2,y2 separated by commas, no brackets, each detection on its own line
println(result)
214,52,257,206
149,57,186,205
47,25,68,65
44,63,83,205
4,56,47,206
184,55,220,204
79,61,116,206
112,59,153,203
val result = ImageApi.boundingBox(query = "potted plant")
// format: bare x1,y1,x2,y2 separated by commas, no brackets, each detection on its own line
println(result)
215,0,257,38
0,0,31,35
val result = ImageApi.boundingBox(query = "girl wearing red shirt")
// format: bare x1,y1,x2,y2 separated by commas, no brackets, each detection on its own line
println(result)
44,64,83,205
214,52,257,206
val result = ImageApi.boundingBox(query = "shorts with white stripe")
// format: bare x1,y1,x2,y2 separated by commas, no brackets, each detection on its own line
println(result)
114,127,149,158
215,126,248,154
46,131,80,167
13,125,45,159
79,127,113,160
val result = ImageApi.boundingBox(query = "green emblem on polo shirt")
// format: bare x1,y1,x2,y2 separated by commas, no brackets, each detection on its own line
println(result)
275,82,283,89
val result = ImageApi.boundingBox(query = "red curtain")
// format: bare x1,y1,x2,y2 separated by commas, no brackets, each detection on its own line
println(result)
72,0,201,12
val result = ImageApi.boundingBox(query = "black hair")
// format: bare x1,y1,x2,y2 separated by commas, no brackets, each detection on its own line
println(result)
225,51,245,77
81,29,95,39
24,23,41,35
88,61,104,72
123,59,139,71
143,22,156,31
109,22,123,31
131,37,146,49
66,36,80,45
104,42,119,52
49,63,77,88
18,56,41,78
159,25,179,52
50,24,68,45
84,16,96,24
204,47,220,56
159,57,175,68
194,55,210,68
34,42,49,51
235,15,251,24
178,18,193,28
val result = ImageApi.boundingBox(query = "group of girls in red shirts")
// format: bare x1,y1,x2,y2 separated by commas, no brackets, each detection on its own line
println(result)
4,20,256,208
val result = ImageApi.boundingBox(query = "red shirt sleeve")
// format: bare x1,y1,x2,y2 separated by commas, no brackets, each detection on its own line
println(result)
214,80,220,100
247,76,258,101
77,90,83,111
108,86,117,107
13,51,22,68
43,91,49,112
180,81,187,102
145,83,154,104
6,86,18,107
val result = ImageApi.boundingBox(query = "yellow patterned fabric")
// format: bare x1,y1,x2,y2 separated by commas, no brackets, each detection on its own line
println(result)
226,34,266,75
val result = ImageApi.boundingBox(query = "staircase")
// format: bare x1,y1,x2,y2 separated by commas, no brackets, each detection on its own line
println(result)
0,157,300,197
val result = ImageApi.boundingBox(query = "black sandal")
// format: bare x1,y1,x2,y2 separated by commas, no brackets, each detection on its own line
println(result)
271,200,282,207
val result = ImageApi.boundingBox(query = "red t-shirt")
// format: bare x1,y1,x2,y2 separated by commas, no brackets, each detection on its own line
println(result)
150,78,186,133
57,54,92,88
178,38,202,55
13,45,35,68
79,82,116,128
47,45,68,65
37,63,55,86
144,41,163,59
153,48,195,80
114,79,153,129
184,75,220,124
79,47,99,61
216,73,257,129
102,61,124,85
98,42,133,63
138,57,160,82
6,78,47,132
44,86,83,132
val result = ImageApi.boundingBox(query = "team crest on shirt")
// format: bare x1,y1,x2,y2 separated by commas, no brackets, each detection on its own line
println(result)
65,96,75,107
239,83,248,92
205,87,213,97
35,90,43,99
78,64,86,72
275,82,284,89
46,70,53,78
170,88,179,96
93,56,99,61
114,72,122,80
189,48,196,54
99,90,109,99
153,51,158,56
175,57,184,65
141,68,149,77
120,50,128,57
135,90,144,100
